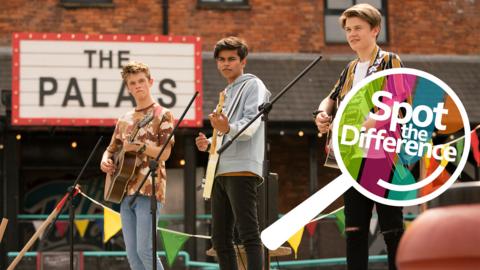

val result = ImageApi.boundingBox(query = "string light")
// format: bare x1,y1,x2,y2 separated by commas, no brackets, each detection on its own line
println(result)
16,134,21,140
279,130,285,136
298,131,304,137
71,141,78,149
179,159,186,166
317,133,323,138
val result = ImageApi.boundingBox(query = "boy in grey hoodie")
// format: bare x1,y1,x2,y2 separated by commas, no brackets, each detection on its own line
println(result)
196,37,270,270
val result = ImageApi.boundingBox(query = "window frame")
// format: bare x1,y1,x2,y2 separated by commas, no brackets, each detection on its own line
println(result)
324,0,389,45
60,0,114,8
196,0,250,10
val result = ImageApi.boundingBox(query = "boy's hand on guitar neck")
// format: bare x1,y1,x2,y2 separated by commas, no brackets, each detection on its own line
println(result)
315,111,332,134
208,112,230,134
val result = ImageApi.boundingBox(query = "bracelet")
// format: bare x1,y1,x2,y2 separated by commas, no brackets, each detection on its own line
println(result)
137,144,147,154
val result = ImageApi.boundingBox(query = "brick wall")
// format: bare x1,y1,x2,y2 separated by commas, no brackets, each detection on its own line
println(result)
0,0,478,54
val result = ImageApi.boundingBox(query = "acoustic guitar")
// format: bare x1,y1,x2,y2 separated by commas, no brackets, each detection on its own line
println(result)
104,113,154,203
202,92,225,199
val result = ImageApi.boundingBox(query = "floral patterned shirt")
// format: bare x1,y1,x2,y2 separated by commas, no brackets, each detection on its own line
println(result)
106,103,174,203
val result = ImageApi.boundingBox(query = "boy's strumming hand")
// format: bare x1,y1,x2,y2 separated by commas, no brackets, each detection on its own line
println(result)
315,111,332,134
209,112,230,134
195,132,209,152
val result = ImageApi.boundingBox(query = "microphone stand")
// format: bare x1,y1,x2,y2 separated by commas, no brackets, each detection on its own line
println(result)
217,56,322,269
129,91,199,270
37,136,103,270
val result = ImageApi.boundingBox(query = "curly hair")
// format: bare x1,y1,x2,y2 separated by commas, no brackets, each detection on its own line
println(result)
121,61,151,82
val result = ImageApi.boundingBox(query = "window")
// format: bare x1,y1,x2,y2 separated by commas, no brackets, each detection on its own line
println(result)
197,0,250,10
324,0,388,43
60,0,114,8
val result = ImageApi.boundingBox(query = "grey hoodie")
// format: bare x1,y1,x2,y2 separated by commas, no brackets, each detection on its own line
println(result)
215,73,271,177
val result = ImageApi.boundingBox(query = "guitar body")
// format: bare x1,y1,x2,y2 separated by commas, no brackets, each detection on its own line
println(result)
202,135,224,199
103,113,155,203
104,151,139,203
202,92,225,200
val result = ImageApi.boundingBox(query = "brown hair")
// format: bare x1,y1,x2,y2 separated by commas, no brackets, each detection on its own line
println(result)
213,36,249,60
339,3,382,29
121,61,151,82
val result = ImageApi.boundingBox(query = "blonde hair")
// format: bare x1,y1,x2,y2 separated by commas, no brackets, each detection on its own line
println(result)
121,61,151,82
339,3,382,29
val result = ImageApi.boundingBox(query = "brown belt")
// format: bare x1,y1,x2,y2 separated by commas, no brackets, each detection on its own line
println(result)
218,171,259,177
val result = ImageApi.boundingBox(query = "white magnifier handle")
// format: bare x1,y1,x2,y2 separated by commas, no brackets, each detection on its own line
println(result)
261,174,352,250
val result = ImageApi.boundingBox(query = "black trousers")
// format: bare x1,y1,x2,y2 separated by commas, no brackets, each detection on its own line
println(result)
344,188,404,270
211,176,263,270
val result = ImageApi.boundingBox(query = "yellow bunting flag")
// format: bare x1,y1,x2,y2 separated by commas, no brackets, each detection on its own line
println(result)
287,227,304,259
74,220,89,238
104,208,122,243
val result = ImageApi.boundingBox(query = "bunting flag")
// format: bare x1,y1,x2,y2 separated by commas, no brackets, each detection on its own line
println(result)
369,217,378,235
103,207,122,243
32,221,44,239
55,221,68,237
287,227,304,259
334,208,345,237
471,129,480,166
160,229,190,267
455,138,464,165
74,220,89,238
419,158,451,196
305,221,318,237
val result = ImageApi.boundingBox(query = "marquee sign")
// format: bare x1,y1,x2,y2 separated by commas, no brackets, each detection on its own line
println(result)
11,32,203,127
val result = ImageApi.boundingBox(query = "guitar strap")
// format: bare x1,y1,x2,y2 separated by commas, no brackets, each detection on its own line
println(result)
224,80,249,119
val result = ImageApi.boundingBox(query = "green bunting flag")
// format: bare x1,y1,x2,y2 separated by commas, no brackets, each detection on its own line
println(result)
160,229,190,267
455,138,464,165
334,208,345,237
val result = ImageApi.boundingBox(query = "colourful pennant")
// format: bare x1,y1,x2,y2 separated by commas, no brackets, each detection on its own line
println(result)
74,219,89,238
471,130,480,166
55,221,68,237
160,229,190,267
334,208,345,237
103,207,122,243
287,227,304,259
305,221,318,237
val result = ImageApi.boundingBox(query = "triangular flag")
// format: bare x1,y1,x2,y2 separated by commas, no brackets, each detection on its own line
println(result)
369,217,378,235
74,219,89,238
305,221,318,237
287,227,304,259
160,229,190,267
104,208,122,243
455,138,464,165
33,221,44,239
55,221,68,237
158,220,169,228
471,130,480,166
334,208,345,237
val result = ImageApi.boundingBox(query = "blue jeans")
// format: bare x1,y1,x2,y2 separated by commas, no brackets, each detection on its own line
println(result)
121,195,164,270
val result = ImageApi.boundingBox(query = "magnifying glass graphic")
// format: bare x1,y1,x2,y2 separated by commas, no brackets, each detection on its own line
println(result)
261,68,471,250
